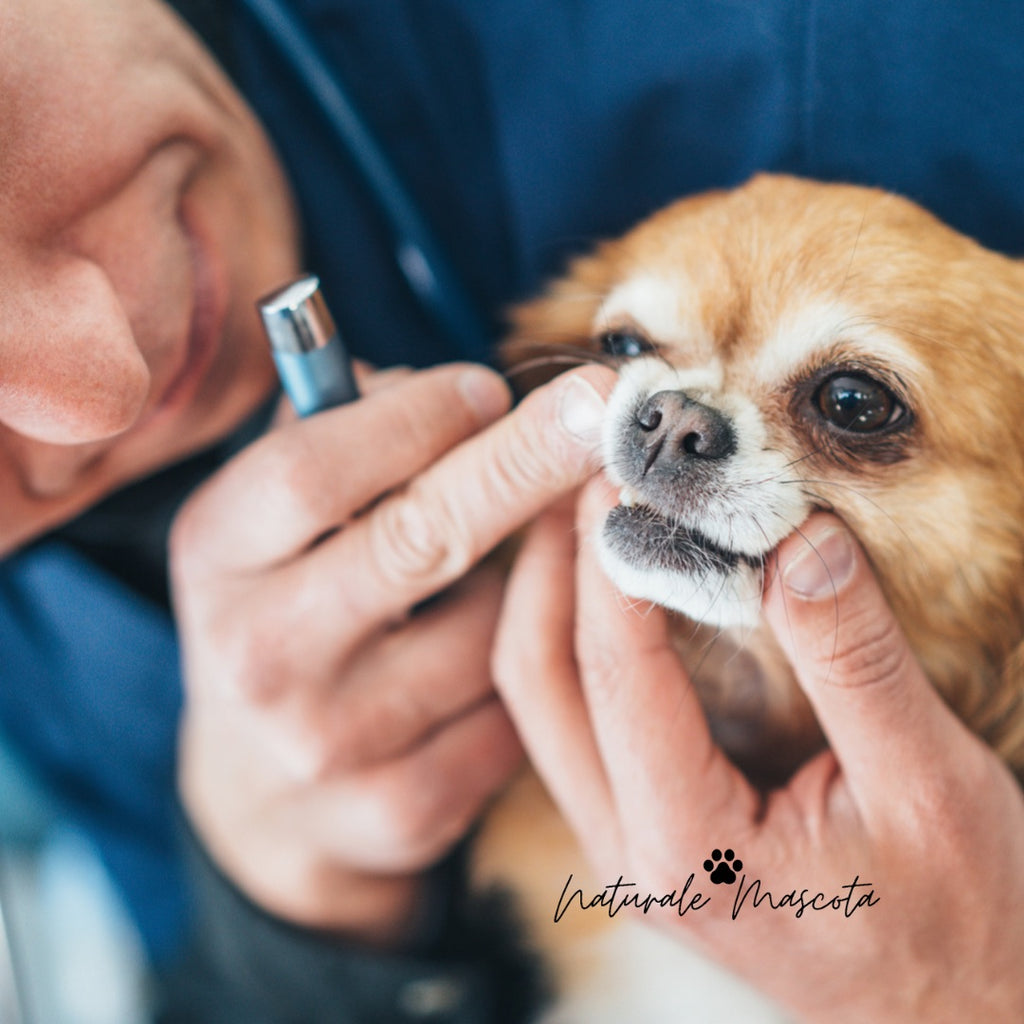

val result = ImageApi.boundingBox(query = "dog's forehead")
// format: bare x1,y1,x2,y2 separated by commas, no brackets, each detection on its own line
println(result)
597,273,713,352
595,271,923,388
596,273,725,381
749,298,925,384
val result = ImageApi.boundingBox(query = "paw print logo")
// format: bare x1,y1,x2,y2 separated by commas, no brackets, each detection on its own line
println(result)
703,848,742,885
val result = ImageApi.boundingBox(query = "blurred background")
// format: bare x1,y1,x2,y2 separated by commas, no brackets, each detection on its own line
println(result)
0,730,149,1024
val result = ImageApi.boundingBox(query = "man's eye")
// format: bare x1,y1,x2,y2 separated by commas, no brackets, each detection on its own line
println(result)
598,329,655,359
815,373,904,432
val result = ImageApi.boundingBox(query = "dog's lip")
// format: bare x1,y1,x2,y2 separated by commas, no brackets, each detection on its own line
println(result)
603,502,757,575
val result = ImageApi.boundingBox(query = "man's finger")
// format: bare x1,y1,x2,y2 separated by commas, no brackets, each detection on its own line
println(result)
762,513,972,814
230,565,504,777
309,698,523,874
573,479,758,859
492,497,619,854
313,566,507,775
172,363,512,574
307,367,615,628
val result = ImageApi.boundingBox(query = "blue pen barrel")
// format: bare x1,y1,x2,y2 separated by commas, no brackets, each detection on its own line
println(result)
271,336,359,417
258,274,360,417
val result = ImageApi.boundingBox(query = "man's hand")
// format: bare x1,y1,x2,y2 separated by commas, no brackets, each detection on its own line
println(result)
494,480,1024,1021
170,362,614,947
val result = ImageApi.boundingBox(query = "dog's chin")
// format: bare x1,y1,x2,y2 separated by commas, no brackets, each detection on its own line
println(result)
597,503,765,630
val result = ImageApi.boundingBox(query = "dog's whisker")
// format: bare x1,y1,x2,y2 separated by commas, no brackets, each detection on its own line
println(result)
502,352,608,379
753,444,828,483
794,476,923,560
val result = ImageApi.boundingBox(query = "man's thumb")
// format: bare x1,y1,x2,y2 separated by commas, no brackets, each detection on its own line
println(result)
763,514,965,801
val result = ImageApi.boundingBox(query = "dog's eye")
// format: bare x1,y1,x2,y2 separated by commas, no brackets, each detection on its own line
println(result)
599,329,654,359
815,374,903,432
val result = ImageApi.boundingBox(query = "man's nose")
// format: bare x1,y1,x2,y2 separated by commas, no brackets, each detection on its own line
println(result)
0,256,149,444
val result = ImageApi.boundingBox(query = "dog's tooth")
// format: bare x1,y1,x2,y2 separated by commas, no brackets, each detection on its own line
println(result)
619,486,639,508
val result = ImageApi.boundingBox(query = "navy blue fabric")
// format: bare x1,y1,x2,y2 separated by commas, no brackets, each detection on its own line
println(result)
2,0,1023,965
234,0,1024,372
0,544,184,961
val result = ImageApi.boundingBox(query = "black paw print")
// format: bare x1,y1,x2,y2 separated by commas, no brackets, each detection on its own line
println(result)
703,848,742,885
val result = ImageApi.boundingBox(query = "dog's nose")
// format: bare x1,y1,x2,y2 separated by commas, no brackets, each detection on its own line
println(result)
634,390,736,472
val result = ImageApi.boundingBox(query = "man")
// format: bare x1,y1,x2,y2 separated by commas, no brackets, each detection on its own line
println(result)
0,0,1021,1020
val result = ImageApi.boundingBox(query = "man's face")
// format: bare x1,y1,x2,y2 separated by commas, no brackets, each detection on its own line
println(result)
0,0,301,553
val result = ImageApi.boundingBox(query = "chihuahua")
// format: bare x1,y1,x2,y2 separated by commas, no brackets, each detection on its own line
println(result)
473,174,1024,1021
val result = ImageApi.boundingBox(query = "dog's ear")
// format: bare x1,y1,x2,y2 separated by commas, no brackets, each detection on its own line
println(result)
992,639,1024,781
499,246,617,395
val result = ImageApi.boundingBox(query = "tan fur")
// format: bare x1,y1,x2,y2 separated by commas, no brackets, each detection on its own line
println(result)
505,173,1024,774
478,175,1024,1017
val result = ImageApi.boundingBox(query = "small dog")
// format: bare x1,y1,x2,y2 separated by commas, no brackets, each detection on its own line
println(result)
473,175,1024,1021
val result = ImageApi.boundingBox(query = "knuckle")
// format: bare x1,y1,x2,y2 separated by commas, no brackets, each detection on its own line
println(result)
389,386,457,446
376,369,487,457
202,590,297,704
373,758,486,867
264,430,342,529
342,692,432,770
907,743,1001,833
826,609,912,690
886,777,972,864
170,432,342,578
485,419,568,505
374,782,450,864
278,713,335,781
368,488,475,587
223,618,289,703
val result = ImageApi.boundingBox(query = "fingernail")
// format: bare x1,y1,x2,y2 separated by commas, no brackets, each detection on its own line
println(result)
559,376,607,444
782,524,856,600
458,368,512,423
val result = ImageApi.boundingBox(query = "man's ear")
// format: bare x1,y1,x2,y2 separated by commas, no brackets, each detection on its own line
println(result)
499,246,617,396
